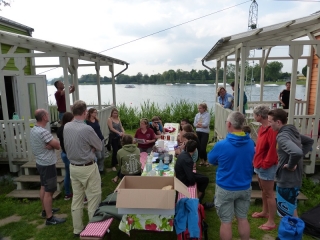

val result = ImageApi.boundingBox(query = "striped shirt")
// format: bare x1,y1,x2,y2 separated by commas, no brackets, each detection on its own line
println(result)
64,119,102,165
30,125,57,166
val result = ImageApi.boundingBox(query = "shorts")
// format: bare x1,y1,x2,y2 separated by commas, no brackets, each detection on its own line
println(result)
254,165,277,181
36,163,57,192
214,184,251,222
276,186,299,217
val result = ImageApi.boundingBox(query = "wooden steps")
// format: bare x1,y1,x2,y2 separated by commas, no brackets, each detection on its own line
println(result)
6,190,61,199
251,190,308,204
14,175,64,191
251,174,308,203
21,161,65,176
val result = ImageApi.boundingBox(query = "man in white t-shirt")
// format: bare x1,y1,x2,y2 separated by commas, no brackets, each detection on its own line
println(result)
30,109,66,225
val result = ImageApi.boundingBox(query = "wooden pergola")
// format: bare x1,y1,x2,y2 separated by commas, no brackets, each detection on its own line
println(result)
202,12,320,174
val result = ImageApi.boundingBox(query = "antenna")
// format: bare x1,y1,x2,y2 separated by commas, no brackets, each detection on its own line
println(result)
248,0,258,30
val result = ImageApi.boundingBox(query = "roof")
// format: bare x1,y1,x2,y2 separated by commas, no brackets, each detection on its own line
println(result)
203,12,320,62
0,30,129,66
0,16,34,36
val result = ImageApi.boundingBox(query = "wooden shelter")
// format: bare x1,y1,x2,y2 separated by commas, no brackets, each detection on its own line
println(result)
202,12,320,174
0,17,129,172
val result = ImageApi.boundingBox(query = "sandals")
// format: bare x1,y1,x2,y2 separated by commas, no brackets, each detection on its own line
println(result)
258,224,277,231
111,178,118,184
251,212,269,219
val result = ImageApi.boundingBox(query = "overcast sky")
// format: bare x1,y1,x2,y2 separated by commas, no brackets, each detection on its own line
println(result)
1,0,320,80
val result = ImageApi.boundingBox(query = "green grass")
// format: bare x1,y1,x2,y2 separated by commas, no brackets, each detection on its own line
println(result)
0,129,318,239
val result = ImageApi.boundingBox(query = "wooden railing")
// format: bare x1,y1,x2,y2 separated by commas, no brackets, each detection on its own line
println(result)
214,104,319,174
0,119,36,159
247,101,307,116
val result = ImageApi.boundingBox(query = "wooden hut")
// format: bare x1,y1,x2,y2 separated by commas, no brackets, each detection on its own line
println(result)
0,17,129,173
202,13,320,174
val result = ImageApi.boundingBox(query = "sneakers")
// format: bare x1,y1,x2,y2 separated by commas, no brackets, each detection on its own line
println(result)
64,194,73,200
202,202,215,209
45,216,66,225
41,208,60,218
83,197,88,204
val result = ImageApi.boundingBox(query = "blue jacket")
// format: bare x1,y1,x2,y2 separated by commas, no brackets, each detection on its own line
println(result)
208,132,255,191
175,198,199,238
218,93,233,109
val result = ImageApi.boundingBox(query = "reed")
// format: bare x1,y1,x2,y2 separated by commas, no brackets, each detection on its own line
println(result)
117,99,215,130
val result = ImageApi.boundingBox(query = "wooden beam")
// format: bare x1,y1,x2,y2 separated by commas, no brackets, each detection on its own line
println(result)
281,20,295,28
251,28,263,35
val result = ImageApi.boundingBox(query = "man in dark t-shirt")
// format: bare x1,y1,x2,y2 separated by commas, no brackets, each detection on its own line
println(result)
279,81,301,109
54,81,75,120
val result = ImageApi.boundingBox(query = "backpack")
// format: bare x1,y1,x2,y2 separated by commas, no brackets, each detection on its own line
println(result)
177,203,208,240
277,216,305,240
300,204,320,238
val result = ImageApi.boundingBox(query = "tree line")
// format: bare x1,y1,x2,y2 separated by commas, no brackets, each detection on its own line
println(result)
48,61,298,85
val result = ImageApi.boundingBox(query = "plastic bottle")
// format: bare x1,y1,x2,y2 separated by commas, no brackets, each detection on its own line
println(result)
146,155,152,173
158,159,164,176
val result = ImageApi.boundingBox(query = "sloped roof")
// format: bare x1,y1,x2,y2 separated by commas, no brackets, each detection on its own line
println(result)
0,30,128,66
203,12,320,62
0,16,34,36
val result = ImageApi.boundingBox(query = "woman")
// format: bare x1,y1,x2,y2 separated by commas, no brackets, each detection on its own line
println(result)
251,105,278,231
112,134,141,183
134,118,156,153
175,132,199,169
86,108,105,175
107,108,125,172
193,103,210,167
179,118,190,131
57,112,74,200
217,86,233,110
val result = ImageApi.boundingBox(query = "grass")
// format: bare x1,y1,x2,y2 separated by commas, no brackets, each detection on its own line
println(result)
0,129,318,239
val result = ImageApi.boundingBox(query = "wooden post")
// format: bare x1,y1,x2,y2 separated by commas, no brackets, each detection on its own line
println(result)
288,45,303,123
223,57,227,88
109,64,116,105
215,61,220,102
234,49,240,110
239,46,249,114
95,62,101,109
60,56,71,111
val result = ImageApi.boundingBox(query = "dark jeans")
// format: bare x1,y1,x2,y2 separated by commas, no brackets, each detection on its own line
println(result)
196,131,209,161
61,151,71,195
194,172,209,203
110,137,121,167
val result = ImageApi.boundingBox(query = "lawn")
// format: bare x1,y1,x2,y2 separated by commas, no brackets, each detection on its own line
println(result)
0,130,318,240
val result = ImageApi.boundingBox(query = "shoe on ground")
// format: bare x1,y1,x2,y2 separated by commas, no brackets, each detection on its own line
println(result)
45,216,66,225
202,202,215,209
83,197,88,204
41,208,60,218
112,167,117,172
64,194,73,200
74,233,80,238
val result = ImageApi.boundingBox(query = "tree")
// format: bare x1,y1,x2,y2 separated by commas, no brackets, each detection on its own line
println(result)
302,65,307,77
265,61,283,81
0,0,10,8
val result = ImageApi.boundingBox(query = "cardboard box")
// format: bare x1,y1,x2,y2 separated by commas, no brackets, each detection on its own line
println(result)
115,176,190,215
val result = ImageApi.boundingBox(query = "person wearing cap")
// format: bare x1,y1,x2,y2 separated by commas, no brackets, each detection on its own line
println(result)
279,81,301,109
217,86,234,110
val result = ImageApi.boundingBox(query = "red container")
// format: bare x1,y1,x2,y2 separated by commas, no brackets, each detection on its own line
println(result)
166,135,170,140
161,135,164,140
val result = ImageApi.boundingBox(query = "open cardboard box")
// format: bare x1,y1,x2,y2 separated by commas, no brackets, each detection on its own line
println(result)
115,176,190,215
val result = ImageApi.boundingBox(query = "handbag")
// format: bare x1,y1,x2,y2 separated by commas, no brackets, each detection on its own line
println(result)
12,112,19,120
278,216,305,240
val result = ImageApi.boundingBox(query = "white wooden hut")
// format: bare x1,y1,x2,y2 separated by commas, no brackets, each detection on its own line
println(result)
0,17,129,173
202,12,320,174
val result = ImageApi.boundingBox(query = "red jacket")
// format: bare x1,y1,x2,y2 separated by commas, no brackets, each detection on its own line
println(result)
253,126,278,169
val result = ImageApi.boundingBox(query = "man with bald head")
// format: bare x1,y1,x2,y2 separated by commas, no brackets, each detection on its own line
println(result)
30,109,66,225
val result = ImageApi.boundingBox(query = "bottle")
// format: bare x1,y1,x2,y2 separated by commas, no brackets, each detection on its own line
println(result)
158,159,164,176
146,155,152,173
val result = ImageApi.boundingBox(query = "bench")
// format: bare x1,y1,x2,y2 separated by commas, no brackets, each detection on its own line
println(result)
80,218,113,240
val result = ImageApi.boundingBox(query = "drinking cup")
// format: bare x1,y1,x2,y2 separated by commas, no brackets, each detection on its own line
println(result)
228,97,232,102
159,169,164,176
170,135,175,141
166,135,170,141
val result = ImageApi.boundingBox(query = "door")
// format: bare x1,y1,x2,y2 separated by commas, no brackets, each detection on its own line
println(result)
16,75,50,131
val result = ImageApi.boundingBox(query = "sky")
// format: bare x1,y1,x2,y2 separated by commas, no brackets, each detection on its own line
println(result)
1,0,320,80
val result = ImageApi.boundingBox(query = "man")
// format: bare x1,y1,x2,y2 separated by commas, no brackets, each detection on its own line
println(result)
30,109,66,225
217,86,233,110
268,109,313,217
208,111,255,240
279,81,301,109
63,100,103,237
54,80,75,120
174,140,214,209
149,116,162,138
230,81,247,113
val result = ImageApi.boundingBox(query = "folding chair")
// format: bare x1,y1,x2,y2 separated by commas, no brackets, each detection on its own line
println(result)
250,122,261,138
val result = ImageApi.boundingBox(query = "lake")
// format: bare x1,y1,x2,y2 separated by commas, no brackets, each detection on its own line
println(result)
47,84,306,111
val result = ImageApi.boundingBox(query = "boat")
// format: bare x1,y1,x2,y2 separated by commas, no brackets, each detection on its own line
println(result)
195,84,209,87
255,84,278,87
175,83,180,85
213,83,230,86
125,84,135,88
166,83,173,86
186,82,190,84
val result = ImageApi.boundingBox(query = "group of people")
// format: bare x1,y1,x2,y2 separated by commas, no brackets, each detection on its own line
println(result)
206,107,313,240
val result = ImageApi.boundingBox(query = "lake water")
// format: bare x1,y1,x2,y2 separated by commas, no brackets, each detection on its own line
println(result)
47,84,306,111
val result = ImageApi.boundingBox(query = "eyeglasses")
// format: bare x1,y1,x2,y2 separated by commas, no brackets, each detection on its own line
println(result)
153,121,159,124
